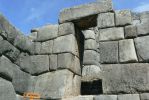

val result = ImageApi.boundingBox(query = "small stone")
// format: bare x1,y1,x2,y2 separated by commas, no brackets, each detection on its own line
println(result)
82,30,96,40
118,94,140,100
94,95,117,100
125,25,137,38
84,39,97,50
137,22,149,36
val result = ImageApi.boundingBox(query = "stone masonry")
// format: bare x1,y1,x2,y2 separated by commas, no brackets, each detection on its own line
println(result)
0,0,149,100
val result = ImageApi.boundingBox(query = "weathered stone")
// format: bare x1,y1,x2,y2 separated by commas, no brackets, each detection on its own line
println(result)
34,70,81,99
98,27,124,41
53,34,78,55
49,54,57,71
36,24,58,41
16,54,49,75
84,39,97,50
94,95,117,100
118,94,140,100
97,12,115,28
140,93,149,100
100,41,118,63
0,40,20,62
133,20,140,25
40,40,53,54
137,22,149,36
58,22,75,36
125,25,137,38
82,30,96,40
82,65,101,82
83,50,99,65
0,78,16,100
58,53,81,75
59,0,113,23
140,11,149,23
33,42,41,54
28,31,37,40
119,39,138,63
134,36,149,62
102,64,149,93
16,95,24,100
115,10,132,26
63,96,94,100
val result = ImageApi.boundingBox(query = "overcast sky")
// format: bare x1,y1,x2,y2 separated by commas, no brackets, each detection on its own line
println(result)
0,0,149,35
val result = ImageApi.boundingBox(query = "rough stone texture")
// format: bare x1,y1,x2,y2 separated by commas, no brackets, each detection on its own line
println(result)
63,96,94,100
34,70,81,99
140,11,149,23
94,95,117,100
0,78,16,100
134,36,149,62
140,93,149,100
100,41,118,63
58,22,75,36
125,25,137,38
82,30,96,40
115,10,132,26
58,53,81,75
119,39,138,63
49,54,57,71
98,27,124,41
16,95,24,100
40,40,53,54
28,31,37,40
16,54,49,75
36,24,58,41
53,34,78,55
33,42,41,54
82,65,101,82
97,12,115,28
59,0,113,23
83,50,99,65
118,94,140,100
84,39,97,50
137,22,149,36
102,64,149,94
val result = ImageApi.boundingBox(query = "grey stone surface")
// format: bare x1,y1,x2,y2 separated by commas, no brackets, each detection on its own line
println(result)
100,41,118,63
84,39,97,50
63,96,94,100
58,53,81,75
98,27,124,41
140,11,149,23
33,42,41,54
83,50,99,65
125,25,137,38
94,95,117,100
119,39,138,63
102,64,149,93
140,93,149,100
0,77,16,100
97,12,115,28
82,30,96,40
82,65,101,82
58,22,75,36
16,95,24,100
137,22,149,36
53,34,78,55
36,24,58,41
49,54,57,71
34,69,81,99
28,31,37,40
118,94,140,100
59,0,113,23
134,36,149,62
40,40,53,54
115,10,132,26
16,54,49,75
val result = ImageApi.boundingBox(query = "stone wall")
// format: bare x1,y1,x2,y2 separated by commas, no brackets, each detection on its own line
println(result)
0,0,149,100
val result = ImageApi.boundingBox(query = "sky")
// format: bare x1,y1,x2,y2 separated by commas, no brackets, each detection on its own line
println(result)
0,0,149,35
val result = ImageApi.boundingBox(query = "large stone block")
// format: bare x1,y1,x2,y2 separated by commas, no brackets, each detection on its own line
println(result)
94,95,117,100
58,22,75,36
137,22,149,36
58,53,81,75
118,94,140,100
134,36,149,62
16,54,49,75
140,93,149,100
34,70,81,99
124,25,137,38
115,10,132,26
40,40,53,54
49,54,57,71
119,39,138,63
83,50,99,65
84,39,97,50
53,34,78,55
82,30,96,40
0,78,16,100
63,96,94,100
59,0,113,23
100,41,118,63
97,12,115,28
98,27,124,41
102,64,149,94
36,24,58,41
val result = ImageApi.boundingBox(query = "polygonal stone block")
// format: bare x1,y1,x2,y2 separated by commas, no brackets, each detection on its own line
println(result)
94,95,117,100
115,10,132,26
140,11,149,23
49,54,57,71
100,41,118,63
118,94,140,100
124,25,137,38
119,39,138,63
98,27,124,41
82,30,96,40
137,23,149,36
84,39,97,50
97,12,115,28
40,40,53,54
